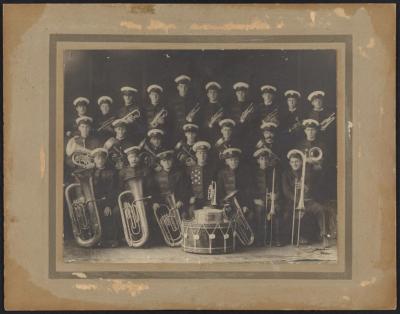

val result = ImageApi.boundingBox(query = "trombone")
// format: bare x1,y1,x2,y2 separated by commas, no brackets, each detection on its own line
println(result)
264,167,276,247
290,147,323,246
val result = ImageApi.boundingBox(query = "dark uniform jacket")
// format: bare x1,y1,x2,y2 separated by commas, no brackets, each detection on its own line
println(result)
175,140,196,167
91,166,118,209
251,166,282,209
188,163,216,203
152,167,191,207
168,94,198,141
95,111,116,143
198,101,225,143
144,103,170,135
256,102,280,129
216,165,251,207
140,141,164,171
117,104,147,140
214,137,241,161
118,164,154,196
104,136,134,170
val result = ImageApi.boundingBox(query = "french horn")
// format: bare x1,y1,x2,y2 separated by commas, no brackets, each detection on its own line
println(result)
153,193,183,247
65,169,102,247
118,176,151,247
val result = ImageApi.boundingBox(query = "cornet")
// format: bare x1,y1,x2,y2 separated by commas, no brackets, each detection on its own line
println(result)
320,113,336,131
150,108,168,128
207,181,217,207
240,102,254,124
208,108,223,128
153,193,183,247
186,103,201,122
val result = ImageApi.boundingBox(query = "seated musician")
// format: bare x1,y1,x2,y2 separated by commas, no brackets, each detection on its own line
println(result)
174,123,198,168
117,86,146,139
152,150,192,221
90,148,119,247
96,96,115,141
188,141,216,217
215,118,240,164
282,150,328,245
66,97,90,137
139,128,165,172
65,116,101,171
251,147,283,247
216,148,251,219
103,119,134,170
255,121,282,160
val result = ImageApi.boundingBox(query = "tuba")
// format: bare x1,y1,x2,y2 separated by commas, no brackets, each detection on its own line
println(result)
150,108,168,128
153,193,183,247
186,103,201,122
118,176,151,247
240,102,254,124
65,169,102,247
223,190,255,246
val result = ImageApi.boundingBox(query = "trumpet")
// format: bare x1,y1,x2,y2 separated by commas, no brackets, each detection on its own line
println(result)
150,108,168,128
186,103,201,122
223,190,255,246
320,113,336,131
65,169,102,247
240,102,254,124
154,193,183,247
118,176,151,247
96,116,116,132
97,109,141,132
208,108,223,128
207,181,217,207
262,108,279,124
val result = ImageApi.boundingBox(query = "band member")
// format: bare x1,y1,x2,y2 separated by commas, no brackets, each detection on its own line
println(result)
216,148,251,215
103,119,134,170
215,118,240,164
188,141,216,216
256,85,279,131
144,84,170,140
96,96,116,141
66,97,90,137
280,90,304,152
117,86,146,140
90,148,120,247
65,116,101,170
306,90,335,133
152,150,192,220
230,82,252,123
138,128,165,172
282,150,328,244
199,81,225,143
168,75,198,141
175,123,199,168
255,121,282,160
251,147,282,247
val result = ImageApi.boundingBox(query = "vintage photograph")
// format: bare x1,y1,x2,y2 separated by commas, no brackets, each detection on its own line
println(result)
63,49,338,263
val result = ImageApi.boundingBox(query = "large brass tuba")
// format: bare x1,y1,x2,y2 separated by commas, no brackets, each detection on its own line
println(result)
118,176,151,247
65,169,102,247
223,190,255,246
153,193,183,247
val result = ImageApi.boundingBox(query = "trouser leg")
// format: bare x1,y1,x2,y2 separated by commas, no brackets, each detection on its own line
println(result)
253,205,266,246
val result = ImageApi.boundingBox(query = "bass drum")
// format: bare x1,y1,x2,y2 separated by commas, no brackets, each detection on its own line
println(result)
182,219,236,254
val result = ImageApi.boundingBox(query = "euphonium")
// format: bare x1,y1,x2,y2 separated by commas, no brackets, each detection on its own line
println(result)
65,169,102,247
66,138,95,169
223,190,255,246
118,176,151,247
154,193,183,247
239,102,254,123
186,103,201,122
150,108,168,128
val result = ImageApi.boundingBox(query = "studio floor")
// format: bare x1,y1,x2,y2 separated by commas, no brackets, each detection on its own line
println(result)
64,239,337,264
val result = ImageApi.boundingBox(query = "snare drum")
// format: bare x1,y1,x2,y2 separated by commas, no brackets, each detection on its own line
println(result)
182,219,236,254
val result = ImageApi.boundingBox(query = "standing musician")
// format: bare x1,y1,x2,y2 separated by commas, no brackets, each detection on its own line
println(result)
216,148,251,218
90,148,120,247
96,96,116,142
255,121,282,160
152,150,192,221
103,119,134,170
199,81,225,143
66,97,90,137
214,118,241,165
138,128,166,172
65,116,101,171
168,75,198,142
256,85,279,133
116,86,146,140
306,90,335,134
144,84,170,140
188,141,216,217
251,147,282,247
175,123,199,168
281,150,328,245
230,82,252,123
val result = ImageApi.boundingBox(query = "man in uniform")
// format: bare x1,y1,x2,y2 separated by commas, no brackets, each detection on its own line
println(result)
90,147,120,247
138,128,165,172
175,123,199,169
214,118,240,165
256,85,280,132
281,149,329,245
103,119,134,170
65,116,101,171
168,75,198,142
188,141,216,217
96,96,116,142
251,147,282,247
117,86,146,140
152,150,192,221
306,91,335,134
255,121,282,160
199,81,226,143
66,97,90,137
